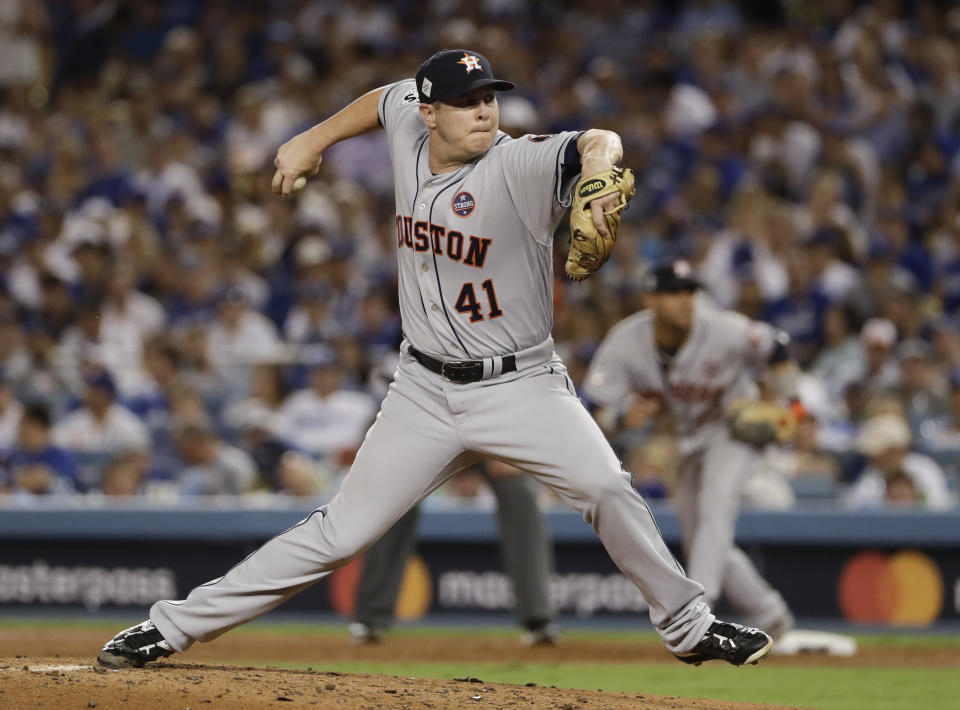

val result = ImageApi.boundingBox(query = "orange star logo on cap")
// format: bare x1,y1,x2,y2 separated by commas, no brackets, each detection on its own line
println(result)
458,53,481,73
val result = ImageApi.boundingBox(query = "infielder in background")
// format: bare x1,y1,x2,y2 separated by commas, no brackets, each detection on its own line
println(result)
585,261,799,638
350,460,557,646
97,49,771,669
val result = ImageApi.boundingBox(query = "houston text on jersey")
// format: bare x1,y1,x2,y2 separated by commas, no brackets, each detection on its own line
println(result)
395,215,491,268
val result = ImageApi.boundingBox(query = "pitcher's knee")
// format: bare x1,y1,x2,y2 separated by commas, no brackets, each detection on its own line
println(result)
325,531,372,565
581,469,634,514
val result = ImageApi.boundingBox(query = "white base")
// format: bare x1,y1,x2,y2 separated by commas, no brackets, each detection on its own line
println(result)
771,629,858,656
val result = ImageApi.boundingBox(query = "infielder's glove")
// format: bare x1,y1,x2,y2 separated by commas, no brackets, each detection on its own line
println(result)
565,167,636,281
727,399,798,448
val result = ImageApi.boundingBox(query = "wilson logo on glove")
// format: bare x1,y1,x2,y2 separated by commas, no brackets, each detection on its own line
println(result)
578,178,607,198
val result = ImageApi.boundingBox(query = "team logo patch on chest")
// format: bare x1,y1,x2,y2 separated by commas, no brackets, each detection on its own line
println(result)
452,191,476,217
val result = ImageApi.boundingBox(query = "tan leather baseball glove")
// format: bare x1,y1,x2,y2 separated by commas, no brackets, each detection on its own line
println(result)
727,399,798,448
565,167,636,281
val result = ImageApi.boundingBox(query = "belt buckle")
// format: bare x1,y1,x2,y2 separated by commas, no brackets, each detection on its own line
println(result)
441,360,478,383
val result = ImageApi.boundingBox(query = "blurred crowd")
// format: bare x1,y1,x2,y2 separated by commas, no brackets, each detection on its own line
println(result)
0,0,959,509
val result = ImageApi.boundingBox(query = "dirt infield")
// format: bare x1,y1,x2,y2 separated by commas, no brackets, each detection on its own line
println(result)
3,658,801,710
2,628,957,709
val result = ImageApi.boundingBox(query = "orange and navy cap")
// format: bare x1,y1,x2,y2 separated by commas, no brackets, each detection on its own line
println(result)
415,49,515,104
643,259,700,293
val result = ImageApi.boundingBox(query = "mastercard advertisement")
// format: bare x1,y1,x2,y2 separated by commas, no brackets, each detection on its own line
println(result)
322,547,958,627
838,550,946,626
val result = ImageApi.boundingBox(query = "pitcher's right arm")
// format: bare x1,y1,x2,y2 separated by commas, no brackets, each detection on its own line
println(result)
272,87,386,196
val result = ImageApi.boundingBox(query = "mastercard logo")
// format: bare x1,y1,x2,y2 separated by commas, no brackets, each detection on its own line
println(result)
329,554,432,620
837,550,943,625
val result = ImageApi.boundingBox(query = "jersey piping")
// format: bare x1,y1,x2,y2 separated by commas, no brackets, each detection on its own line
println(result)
428,170,474,356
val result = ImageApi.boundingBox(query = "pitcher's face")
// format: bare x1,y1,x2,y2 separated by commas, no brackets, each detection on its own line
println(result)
421,88,499,163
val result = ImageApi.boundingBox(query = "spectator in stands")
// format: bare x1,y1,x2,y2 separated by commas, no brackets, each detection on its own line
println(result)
696,185,787,311
352,289,401,356
127,336,183,420
792,414,841,481
894,338,950,442
283,280,339,344
273,450,329,497
55,295,107,392
883,469,920,506
57,291,147,399
222,363,289,441
175,323,230,414
324,241,369,333
172,415,257,495
811,303,864,403
793,170,866,260
13,320,68,410
859,317,900,395
762,245,831,367
803,228,861,303
101,259,166,348
0,310,30,392
276,356,377,468
164,251,220,325
101,453,147,497
846,413,954,509
68,238,113,303
36,272,75,340
231,403,294,486
919,371,960,483
52,369,150,491
126,336,189,480
206,284,283,379
221,244,270,311
0,371,23,452
4,403,78,496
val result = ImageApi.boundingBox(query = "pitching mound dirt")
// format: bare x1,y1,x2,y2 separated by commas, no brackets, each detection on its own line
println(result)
3,657,802,709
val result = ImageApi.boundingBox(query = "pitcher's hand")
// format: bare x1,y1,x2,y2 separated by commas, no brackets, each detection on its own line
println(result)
272,132,323,197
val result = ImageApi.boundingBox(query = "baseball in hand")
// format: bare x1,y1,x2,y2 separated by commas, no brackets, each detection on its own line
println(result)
293,176,307,192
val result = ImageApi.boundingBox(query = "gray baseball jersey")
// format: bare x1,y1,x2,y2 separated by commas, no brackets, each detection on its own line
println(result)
584,301,793,630
379,80,575,358
145,80,717,658
586,302,778,455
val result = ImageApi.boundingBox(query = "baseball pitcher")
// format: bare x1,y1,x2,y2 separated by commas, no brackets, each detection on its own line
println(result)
97,50,771,669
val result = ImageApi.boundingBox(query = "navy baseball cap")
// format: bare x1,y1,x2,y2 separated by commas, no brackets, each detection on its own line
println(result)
643,260,699,292
84,368,116,396
415,49,515,104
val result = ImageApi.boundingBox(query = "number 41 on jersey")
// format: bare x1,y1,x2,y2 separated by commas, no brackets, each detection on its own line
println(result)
455,280,502,322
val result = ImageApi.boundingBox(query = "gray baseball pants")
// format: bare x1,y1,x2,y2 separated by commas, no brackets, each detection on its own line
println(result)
353,466,554,632
151,348,713,653
674,428,792,631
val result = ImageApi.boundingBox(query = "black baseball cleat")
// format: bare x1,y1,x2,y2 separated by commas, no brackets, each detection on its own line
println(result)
97,620,176,668
674,620,773,667
522,621,561,646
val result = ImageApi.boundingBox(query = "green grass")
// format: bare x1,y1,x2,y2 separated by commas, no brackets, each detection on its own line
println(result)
853,632,960,649
2,617,958,647
272,660,958,710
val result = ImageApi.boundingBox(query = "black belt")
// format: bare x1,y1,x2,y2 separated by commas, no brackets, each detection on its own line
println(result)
408,346,517,383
